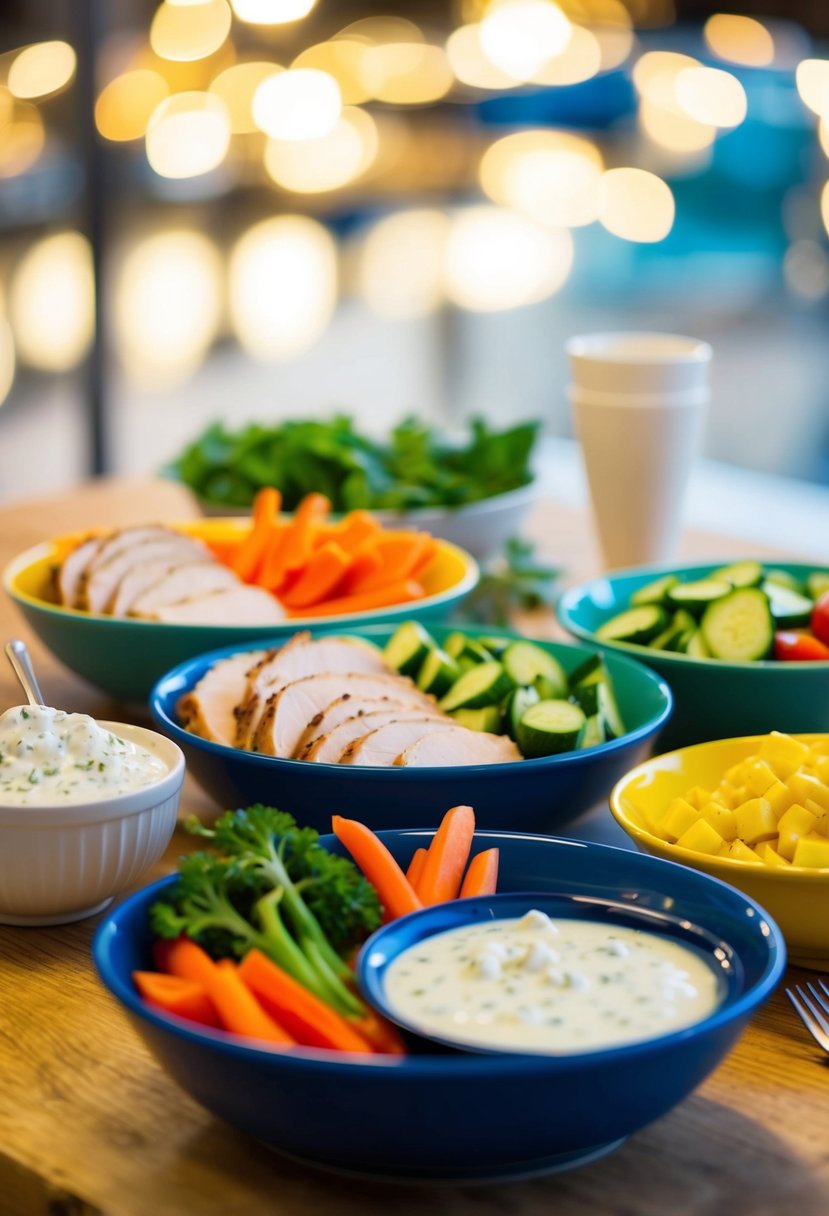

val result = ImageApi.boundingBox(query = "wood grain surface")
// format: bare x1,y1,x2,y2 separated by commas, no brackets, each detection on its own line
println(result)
0,478,826,1216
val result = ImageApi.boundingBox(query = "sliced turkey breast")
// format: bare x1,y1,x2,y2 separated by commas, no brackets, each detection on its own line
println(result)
341,718,460,767
87,536,210,616
305,708,447,764
149,585,285,625
252,672,435,759
394,727,521,767
178,650,267,747
129,561,239,618
57,536,103,607
295,694,419,757
235,636,392,749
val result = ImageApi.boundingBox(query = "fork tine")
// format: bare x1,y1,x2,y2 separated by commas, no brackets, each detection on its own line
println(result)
818,978,829,1002
802,985,829,1036
806,982,829,1021
786,987,829,1053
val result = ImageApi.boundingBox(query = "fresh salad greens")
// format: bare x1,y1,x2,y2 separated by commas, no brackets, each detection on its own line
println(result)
459,537,561,627
150,805,382,1017
166,415,539,513
383,623,627,757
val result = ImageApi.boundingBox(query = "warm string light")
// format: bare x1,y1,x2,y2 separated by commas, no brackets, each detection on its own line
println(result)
9,233,94,371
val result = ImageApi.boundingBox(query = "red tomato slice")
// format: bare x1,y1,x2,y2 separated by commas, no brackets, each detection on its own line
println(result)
811,591,829,647
774,630,829,661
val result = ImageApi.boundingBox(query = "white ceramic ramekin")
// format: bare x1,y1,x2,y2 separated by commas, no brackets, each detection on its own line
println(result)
0,721,184,925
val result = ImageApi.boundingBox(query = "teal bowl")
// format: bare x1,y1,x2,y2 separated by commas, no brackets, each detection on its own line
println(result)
558,560,829,750
149,624,672,834
2,535,478,703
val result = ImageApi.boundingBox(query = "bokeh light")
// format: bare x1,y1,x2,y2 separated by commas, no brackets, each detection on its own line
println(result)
634,51,716,156
675,66,747,128
253,69,341,140
146,91,231,178
229,217,338,360
264,107,377,193
231,0,317,23
293,41,371,105
150,0,232,63
95,70,170,142
784,239,829,301
0,102,45,177
358,209,450,319
822,180,829,237
480,129,603,227
598,168,675,243
9,233,94,371
530,25,601,86
7,41,76,100
480,1,571,82
704,14,774,68
446,24,517,90
796,59,829,118
115,231,223,388
358,42,453,105
208,61,277,133
0,286,14,407
444,205,573,311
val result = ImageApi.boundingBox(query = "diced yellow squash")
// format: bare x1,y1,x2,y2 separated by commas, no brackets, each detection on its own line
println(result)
745,760,778,797
724,761,750,786
792,834,829,868
763,780,794,820
718,838,763,864
712,782,739,809
676,818,723,855
787,771,829,813
808,740,829,759
813,757,829,785
700,802,738,841
757,731,810,779
777,803,819,861
803,800,829,836
684,785,713,810
660,798,701,842
734,797,778,844
755,841,790,867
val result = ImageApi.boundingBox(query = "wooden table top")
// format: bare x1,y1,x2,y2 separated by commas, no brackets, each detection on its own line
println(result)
0,478,826,1216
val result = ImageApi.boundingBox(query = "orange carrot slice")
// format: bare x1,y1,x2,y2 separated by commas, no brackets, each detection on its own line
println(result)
418,806,476,905
259,492,330,592
333,511,381,553
459,848,499,898
287,578,424,619
331,816,422,921
238,950,374,1054
279,541,352,610
405,847,428,890
132,971,220,1028
350,1007,407,1055
206,959,295,1045
230,487,281,581
346,533,433,594
336,543,384,595
153,936,219,987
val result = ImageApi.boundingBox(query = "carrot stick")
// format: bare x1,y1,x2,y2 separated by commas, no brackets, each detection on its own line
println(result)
279,541,352,610
459,848,499,899
206,960,295,1045
331,816,422,920
346,533,434,594
350,1008,407,1055
336,543,384,595
333,511,380,553
258,492,330,592
418,806,476,905
405,847,428,889
132,970,221,1028
153,936,220,987
238,950,374,1054
230,487,281,581
287,578,424,619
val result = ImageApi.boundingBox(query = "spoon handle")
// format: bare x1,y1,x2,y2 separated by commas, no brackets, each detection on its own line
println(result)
5,639,45,707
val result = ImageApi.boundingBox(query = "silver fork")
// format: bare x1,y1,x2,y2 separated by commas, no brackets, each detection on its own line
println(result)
786,979,829,1054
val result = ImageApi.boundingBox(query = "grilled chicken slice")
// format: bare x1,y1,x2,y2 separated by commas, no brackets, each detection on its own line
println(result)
296,694,423,757
252,672,434,759
129,561,239,618
341,718,460,767
178,650,267,747
235,636,392,749
149,586,285,625
81,528,206,614
305,708,447,764
394,727,521,767
57,535,103,607
111,550,217,617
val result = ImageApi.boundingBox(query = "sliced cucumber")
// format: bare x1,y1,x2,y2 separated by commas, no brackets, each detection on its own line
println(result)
416,647,460,696
762,581,814,628
457,655,477,675
596,605,668,646
566,651,603,686
630,574,680,606
503,685,540,740
571,663,611,715
700,588,773,661
672,628,697,655
666,580,731,616
477,635,510,657
764,568,804,596
502,641,567,697
451,706,502,733
807,572,829,601
650,609,696,652
517,699,586,758
383,621,434,676
438,662,513,712
444,631,468,660
443,632,493,664
579,714,606,750
685,629,711,659
597,681,626,740
711,560,763,588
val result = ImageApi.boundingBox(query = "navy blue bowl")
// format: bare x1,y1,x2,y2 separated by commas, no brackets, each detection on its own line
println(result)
93,830,784,1183
148,624,672,834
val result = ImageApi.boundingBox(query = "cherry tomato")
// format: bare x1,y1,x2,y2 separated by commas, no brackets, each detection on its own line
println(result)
811,591,829,647
774,630,829,661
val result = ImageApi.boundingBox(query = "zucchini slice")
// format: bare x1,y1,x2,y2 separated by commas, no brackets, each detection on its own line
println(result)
579,714,606,750
761,581,814,628
438,662,513,712
700,588,773,661
711,560,763,588
451,706,503,733
596,605,668,645
807,571,829,601
630,574,680,606
517,699,586,757
666,580,731,616
384,621,433,676
566,651,603,686
685,629,711,659
416,647,460,696
477,635,511,657
503,684,540,740
502,641,567,698
597,681,626,740
764,568,804,596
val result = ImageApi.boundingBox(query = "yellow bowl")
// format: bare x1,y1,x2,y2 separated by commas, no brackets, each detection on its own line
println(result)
610,734,829,970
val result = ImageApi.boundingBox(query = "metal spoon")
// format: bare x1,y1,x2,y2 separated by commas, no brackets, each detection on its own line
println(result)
4,639,45,706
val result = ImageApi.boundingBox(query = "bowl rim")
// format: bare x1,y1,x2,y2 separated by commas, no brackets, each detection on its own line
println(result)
558,558,829,670
93,829,786,1076
610,732,829,880
147,624,674,776
2,535,479,632
0,720,185,825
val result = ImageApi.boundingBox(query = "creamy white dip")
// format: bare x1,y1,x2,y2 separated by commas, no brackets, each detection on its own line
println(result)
383,909,724,1053
0,705,168,805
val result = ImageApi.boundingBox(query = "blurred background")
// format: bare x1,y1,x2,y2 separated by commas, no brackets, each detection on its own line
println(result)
0,0,828,505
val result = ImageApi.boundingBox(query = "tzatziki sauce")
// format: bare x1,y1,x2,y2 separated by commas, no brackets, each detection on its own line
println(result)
0,705,168,805
383,909,724,1053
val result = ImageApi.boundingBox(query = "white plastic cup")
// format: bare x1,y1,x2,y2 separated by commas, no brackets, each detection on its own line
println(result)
567,332,711,570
